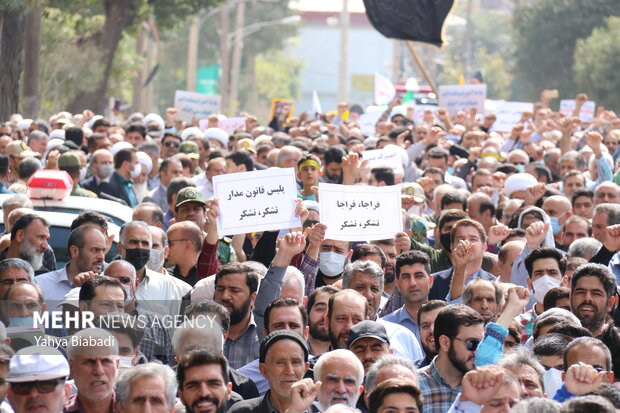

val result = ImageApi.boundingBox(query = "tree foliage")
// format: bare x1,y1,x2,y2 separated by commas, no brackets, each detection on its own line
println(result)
512,0,619,101
574,16,620,112
254,49,303,120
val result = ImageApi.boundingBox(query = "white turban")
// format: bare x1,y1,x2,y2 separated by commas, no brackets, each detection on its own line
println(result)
137,151,153,174
504,173,537,198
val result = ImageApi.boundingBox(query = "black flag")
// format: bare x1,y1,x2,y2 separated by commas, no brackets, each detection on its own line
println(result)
363,0,454,47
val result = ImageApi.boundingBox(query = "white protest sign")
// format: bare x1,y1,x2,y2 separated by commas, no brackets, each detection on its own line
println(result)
174,90,221,122
319,183,402,241
213,168,300,235
362,148,403,172
218,117,247,134
438,84,486,115
489,101,533,132
374,73,396,105
560,100,596,122
358,112,383,137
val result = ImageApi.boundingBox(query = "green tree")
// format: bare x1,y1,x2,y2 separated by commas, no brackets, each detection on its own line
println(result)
0,0,28,120
574,16,620,112
512,0,619,101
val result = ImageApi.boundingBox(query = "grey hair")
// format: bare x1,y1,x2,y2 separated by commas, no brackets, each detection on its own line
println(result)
511,397,561,413
282,266,305,301
567,237,602,260
342,260,384,293
315,349,364,388
104,260,137,280
532,308,581,339
116,363,177,408
365,354,417,394
66,328,119,359
461,279,504,308
2,194,33,210
498,348,545,391
244,260,268,278
119,220,152,246
560,150,586,170
0,258,34,282
149,225,168,248
172,320,224,356
594,203,620,226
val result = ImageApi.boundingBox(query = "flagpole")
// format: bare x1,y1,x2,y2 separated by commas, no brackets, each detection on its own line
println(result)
405,41,438,96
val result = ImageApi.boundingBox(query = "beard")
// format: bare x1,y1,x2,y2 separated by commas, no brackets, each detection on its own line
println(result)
309,319,330,341
222,295,252,326
328,325,347,349
448,341,474,375
576,303,606,332
185,395,225,413
133,182,148,203
19,238,44,270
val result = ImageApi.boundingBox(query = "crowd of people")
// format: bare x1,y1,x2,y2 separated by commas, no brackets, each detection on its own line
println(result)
0,91,618,413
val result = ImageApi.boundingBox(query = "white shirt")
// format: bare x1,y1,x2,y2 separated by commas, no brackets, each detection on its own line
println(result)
35,265,74,307
136,269,191,317
378,318,424,361
193,174,214,200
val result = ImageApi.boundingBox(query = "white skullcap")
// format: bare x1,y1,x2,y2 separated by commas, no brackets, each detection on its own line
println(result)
136,151,153,174
47,138,65,151
87,115,103,130
110,141,133,156
203,128,229,148
382,144,410,168
49,129,65,140
181,127,203,141
504,173,538,198
16,119,32,131
143,113,165,131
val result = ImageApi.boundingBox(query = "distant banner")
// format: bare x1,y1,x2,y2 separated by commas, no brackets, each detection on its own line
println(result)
374,73,396,105
487,101,534,132
438,84,486,115
213,168,300,235
269,99,295,122
560,99,596,122
319,183,401,241
174,90,221,122
362,148,404,172
363,0,454,47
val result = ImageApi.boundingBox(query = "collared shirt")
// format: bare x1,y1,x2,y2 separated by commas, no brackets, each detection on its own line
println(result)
34,264,75,305
382,305,421,344
225,314,260,369
64,392,116,413
379,319,423,362
115,172,138,207
193,174,214,200
238,359,269,395
170,264,198,287
136,268,191,318
227,391,319,413
129,306,174,365
419,357,461,413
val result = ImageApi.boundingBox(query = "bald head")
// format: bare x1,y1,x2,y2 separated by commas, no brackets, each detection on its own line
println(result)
594,181,620,205
276,145,302,168
7,208,34,232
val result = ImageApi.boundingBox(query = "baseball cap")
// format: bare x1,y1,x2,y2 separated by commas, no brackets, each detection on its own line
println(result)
58,152,81,168
179,141,199,159
175,187,206,211
347,320,390,347
8,346,69,383
401,183,425,203
6,141,39,158
259,330,309,363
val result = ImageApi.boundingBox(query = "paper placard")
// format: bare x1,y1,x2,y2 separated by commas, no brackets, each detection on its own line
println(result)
218,117,247,134
358,112,383,137
489,101,534,132
213,168,301,235
438,84,487,115
174,90,221,122
560,100,596,122
319,183,402,241
362,148,403,171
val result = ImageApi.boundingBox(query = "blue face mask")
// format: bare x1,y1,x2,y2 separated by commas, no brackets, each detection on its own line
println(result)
9,316,35,328
516,164,526,173
549,216,562,235
447,167,454,175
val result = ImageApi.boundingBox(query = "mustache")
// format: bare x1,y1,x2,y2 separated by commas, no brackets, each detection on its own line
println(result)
192,396,219,408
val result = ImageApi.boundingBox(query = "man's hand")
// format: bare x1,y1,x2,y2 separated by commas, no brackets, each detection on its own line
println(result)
524,183,546,206
416,177,435,197
286,379,321,413
422,126,445,146
206,200,220,245
460,367,505,405
497,286,531,328
487,224,511,246
452,240,472,269
272,231,306,267
341,152,367,185
395,232,412,254
604,224,620,253
564,363,606,396
292,199,309,232
585,131,604,158
468,147,482,163
525,221,549,249
45,150,60,170
304,223,326,261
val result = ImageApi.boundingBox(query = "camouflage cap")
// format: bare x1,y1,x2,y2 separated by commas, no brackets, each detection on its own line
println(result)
175,186,206,211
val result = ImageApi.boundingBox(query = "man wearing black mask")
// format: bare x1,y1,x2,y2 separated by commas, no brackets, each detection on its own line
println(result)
117,220,191,317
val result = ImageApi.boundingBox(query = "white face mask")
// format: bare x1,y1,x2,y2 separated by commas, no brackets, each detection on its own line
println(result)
118,355,134,368
147,248,166,271
543,367,563,398
98,163,114,179
532,275,562,303
130,163,142,178
319,251,346,277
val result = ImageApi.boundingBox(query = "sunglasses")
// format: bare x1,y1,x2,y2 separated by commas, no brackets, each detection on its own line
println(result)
118,276,133,285
453,337,480,352
11,379,63,395
164,141,180,148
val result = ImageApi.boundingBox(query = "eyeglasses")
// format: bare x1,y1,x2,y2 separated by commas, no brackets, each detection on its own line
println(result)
452,337,480,352
11,379,64,395
164,141,180,148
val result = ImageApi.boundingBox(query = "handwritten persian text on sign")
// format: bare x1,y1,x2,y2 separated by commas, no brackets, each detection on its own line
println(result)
319,183,401,241
174,90,221,122
213,168,300,235
438,84,486,115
